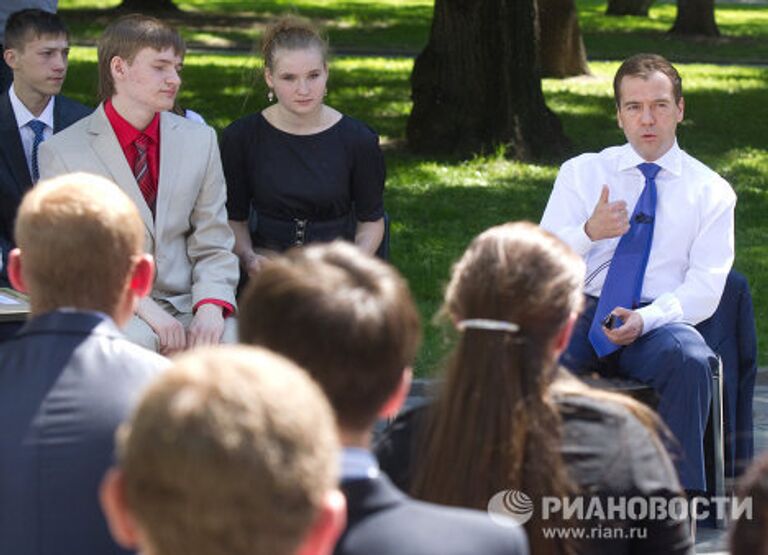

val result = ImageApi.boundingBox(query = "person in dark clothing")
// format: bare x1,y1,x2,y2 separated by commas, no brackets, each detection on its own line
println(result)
239,241,530,555
0,173,167,555
221,16,385,278
376,222,693,555
0,8,90,288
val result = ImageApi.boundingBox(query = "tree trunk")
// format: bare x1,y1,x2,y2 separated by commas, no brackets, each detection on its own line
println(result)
537,0,590,78
605,0,656,16
670,0,719,36
117,0,181,12
407,0,569,159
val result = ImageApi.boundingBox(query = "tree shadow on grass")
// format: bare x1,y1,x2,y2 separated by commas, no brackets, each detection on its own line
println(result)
59,3,431,51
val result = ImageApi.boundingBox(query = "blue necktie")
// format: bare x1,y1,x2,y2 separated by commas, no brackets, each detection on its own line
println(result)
588,162,661,357
28,120,47,182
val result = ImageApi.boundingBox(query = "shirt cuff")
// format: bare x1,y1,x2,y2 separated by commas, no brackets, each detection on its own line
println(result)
193,299,235,318
635,293,684,335
570,224,594,256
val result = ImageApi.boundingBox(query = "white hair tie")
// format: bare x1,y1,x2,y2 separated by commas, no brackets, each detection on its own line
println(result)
456,319,520,334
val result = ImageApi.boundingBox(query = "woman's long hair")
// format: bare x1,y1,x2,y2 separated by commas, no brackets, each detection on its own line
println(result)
410,222,586,554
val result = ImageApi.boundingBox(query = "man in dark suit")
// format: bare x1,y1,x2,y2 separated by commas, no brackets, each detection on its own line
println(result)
0,172,169,555
0,8,90,287
239,241,529,555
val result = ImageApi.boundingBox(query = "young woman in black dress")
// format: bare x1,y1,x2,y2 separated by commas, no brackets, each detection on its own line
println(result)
221,17,385,277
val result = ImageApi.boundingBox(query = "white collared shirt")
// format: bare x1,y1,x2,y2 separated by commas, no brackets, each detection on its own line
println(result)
541,142,736,334
340,447,380,481
9,84,55,179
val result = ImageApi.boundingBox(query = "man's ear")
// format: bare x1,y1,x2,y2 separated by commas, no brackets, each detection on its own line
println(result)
294,489,346,555
110,55,129,83
676,96,685,122
99,468,142,550
129,254,154,299
3,48,18,70
7,249,27,293
378,368,412,420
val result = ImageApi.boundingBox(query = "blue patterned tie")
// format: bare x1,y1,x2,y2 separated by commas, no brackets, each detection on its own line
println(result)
588,162,661,357
28,120,47,182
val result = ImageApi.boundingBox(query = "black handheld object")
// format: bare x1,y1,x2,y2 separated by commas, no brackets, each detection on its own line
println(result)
602,313,622,330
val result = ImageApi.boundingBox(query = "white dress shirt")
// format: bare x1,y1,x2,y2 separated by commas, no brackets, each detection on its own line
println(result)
340,447,380,481
541,142,736,334
9,84,55,179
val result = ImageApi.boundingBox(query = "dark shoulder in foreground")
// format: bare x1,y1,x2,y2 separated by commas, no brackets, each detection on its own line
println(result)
556,393,681,496
337,473,528,555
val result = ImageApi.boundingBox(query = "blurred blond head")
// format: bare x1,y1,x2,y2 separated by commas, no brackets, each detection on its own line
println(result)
12,172,147,317
101,345,344,555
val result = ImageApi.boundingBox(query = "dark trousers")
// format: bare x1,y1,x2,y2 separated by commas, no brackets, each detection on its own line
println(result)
563,296,714,492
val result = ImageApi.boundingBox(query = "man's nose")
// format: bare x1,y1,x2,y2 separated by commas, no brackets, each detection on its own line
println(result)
167,69,181,86
640,105,654,124
52,53,66,72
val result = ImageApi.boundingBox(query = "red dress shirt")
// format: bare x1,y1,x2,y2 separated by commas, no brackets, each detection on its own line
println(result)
104,99,159,205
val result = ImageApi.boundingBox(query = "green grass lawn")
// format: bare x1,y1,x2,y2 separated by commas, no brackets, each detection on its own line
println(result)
61,46,768,372
58,0,434,53
58,0,768,63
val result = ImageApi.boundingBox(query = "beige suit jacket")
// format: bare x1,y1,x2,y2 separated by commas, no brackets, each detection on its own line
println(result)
39,104,238,314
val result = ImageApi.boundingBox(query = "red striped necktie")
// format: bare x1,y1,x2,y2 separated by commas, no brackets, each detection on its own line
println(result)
133,134,156,213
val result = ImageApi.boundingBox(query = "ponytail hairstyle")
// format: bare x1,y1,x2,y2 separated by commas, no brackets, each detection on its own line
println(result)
411,222,585,555
261,15,329,71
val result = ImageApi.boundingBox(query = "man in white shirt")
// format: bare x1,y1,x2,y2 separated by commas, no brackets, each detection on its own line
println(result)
0,8,89,288
540,53,736,493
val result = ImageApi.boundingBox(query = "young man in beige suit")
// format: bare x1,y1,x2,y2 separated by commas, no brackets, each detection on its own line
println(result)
39,14,238,354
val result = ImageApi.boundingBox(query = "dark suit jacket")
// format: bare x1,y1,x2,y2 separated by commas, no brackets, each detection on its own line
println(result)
336,474,529,555
0,310,168,555
696,269,757,477
0,92,91,285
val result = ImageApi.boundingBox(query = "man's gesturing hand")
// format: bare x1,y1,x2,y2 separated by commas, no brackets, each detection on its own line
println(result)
585,185,630,241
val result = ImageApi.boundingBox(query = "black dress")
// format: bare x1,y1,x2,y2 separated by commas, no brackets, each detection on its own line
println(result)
221,112,385,251
375,395,693,555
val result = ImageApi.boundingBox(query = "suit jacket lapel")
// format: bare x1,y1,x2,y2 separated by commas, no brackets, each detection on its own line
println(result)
87,106,155,239
52,95,67,132
0,93,33,197
155,112,182,236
